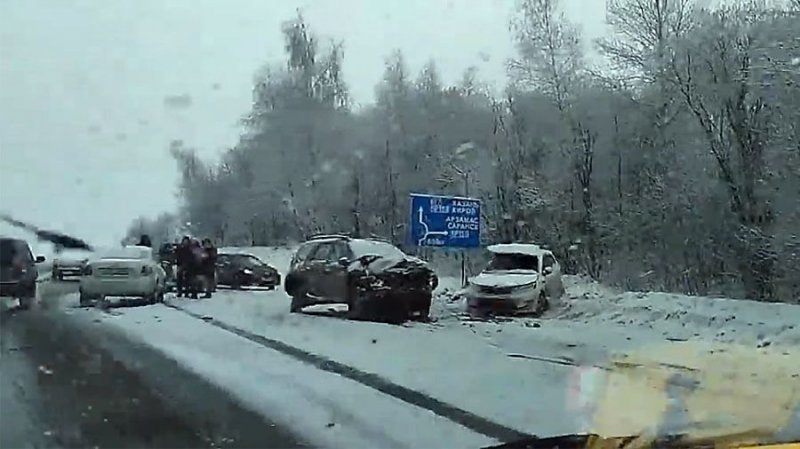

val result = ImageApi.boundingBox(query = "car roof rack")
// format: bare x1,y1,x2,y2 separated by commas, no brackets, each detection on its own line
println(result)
364,234,393,243
308,233,351,241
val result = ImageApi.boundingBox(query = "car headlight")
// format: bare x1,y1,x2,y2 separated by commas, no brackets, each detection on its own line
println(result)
510,283,536,292
141,266,153,275
82,265,93,276
243,268,253,275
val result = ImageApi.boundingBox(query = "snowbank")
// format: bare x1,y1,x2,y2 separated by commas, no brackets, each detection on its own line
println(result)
553,275,800,347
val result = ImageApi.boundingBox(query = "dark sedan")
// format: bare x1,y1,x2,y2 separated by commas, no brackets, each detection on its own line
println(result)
215,253,280,290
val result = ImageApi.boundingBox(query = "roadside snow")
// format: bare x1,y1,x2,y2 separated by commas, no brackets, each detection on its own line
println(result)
63,303,497,449
553,276,800,347
166,290,581,436
60,245,799,442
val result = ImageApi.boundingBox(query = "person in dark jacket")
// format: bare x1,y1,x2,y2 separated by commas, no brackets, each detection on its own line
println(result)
201,238,217,298
175,236,192,297
137,234,152,248
186,239,206,299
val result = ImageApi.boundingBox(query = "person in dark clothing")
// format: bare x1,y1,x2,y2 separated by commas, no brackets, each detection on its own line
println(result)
186,239,207,299
137,234,152,248
201,238,217,298
175,236,192,298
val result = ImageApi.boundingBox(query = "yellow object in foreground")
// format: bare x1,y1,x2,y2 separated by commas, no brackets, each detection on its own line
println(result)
587,340,800,442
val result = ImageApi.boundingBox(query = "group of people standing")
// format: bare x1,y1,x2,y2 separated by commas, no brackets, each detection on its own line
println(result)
175,236,218,299
137,234,217,299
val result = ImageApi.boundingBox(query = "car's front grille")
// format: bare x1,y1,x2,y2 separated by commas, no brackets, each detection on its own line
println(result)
96,267,131,277
478,285,513,295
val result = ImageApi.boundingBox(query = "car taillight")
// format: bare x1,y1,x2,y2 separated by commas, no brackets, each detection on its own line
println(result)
141,266,153,275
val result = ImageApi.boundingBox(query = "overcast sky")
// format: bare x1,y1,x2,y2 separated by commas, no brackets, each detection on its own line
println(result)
0,0,607,247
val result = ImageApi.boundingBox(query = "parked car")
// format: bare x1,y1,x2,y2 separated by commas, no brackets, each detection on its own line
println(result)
465,243,564,316
284,235,438,323
0,237,45,309
52,249,91,280
215,252,281,289
79,245,166,306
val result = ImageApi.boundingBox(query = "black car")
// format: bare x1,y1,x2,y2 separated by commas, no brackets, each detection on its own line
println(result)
0,237,45,308
284,235,438,323
215,253,281,289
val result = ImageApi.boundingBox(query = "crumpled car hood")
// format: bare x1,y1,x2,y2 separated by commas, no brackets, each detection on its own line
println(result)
471,271,538,288
349,254,429,275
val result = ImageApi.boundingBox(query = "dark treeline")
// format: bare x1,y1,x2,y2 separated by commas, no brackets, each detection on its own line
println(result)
131,0,799,302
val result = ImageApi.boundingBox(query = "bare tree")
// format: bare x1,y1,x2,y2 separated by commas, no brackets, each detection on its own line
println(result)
669,5,779,300
509,0,600,278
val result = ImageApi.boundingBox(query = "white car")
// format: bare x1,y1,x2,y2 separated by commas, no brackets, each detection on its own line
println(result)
79,245,166,306
465,243,565,316
52,249,91,280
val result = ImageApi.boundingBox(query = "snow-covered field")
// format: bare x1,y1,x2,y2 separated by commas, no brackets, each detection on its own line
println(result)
52,246,800,447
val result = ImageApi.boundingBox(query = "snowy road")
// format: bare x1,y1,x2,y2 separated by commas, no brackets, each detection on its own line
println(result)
0,298,306,448
4,248,799,449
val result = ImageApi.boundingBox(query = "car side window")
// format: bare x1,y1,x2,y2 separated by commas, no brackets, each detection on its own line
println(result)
308,243,334,262
331,242,350,261
293,243,317,265
16,241,33,263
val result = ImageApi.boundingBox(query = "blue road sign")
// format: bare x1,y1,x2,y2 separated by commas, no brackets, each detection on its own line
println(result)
409,193,481,248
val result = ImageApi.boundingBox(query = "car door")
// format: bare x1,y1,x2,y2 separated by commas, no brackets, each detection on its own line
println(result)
303,242,335,297
16,240,37,283
317,241,351,300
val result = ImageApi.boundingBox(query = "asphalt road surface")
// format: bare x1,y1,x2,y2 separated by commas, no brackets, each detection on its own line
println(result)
0,281,309,449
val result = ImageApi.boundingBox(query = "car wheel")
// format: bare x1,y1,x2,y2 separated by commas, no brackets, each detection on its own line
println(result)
289,295,307,313
419,294,432,319
347,297,367,320
535,291,550,316
18,295,34,310
79,290,94,306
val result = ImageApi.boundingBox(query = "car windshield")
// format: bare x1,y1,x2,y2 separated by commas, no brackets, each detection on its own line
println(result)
486,253,539,271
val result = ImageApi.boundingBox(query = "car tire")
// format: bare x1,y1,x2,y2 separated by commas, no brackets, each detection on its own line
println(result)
79,291,93,307
535,291,550,316
414,301,431,321
290,295,307,313
15,282,36,310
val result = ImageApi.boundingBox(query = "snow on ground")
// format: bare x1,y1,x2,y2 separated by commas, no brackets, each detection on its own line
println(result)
552,275,800,348
60,302,497,449
49,245,800,443
163,290,581,436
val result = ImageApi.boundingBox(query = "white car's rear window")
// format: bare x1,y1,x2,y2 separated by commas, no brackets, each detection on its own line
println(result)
101,246,152,260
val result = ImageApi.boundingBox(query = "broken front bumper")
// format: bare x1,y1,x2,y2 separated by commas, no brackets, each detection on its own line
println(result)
355,287,432,319
465,286,538,314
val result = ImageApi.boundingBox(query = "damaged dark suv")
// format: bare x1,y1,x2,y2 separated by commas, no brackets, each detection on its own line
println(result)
284,235,438,323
